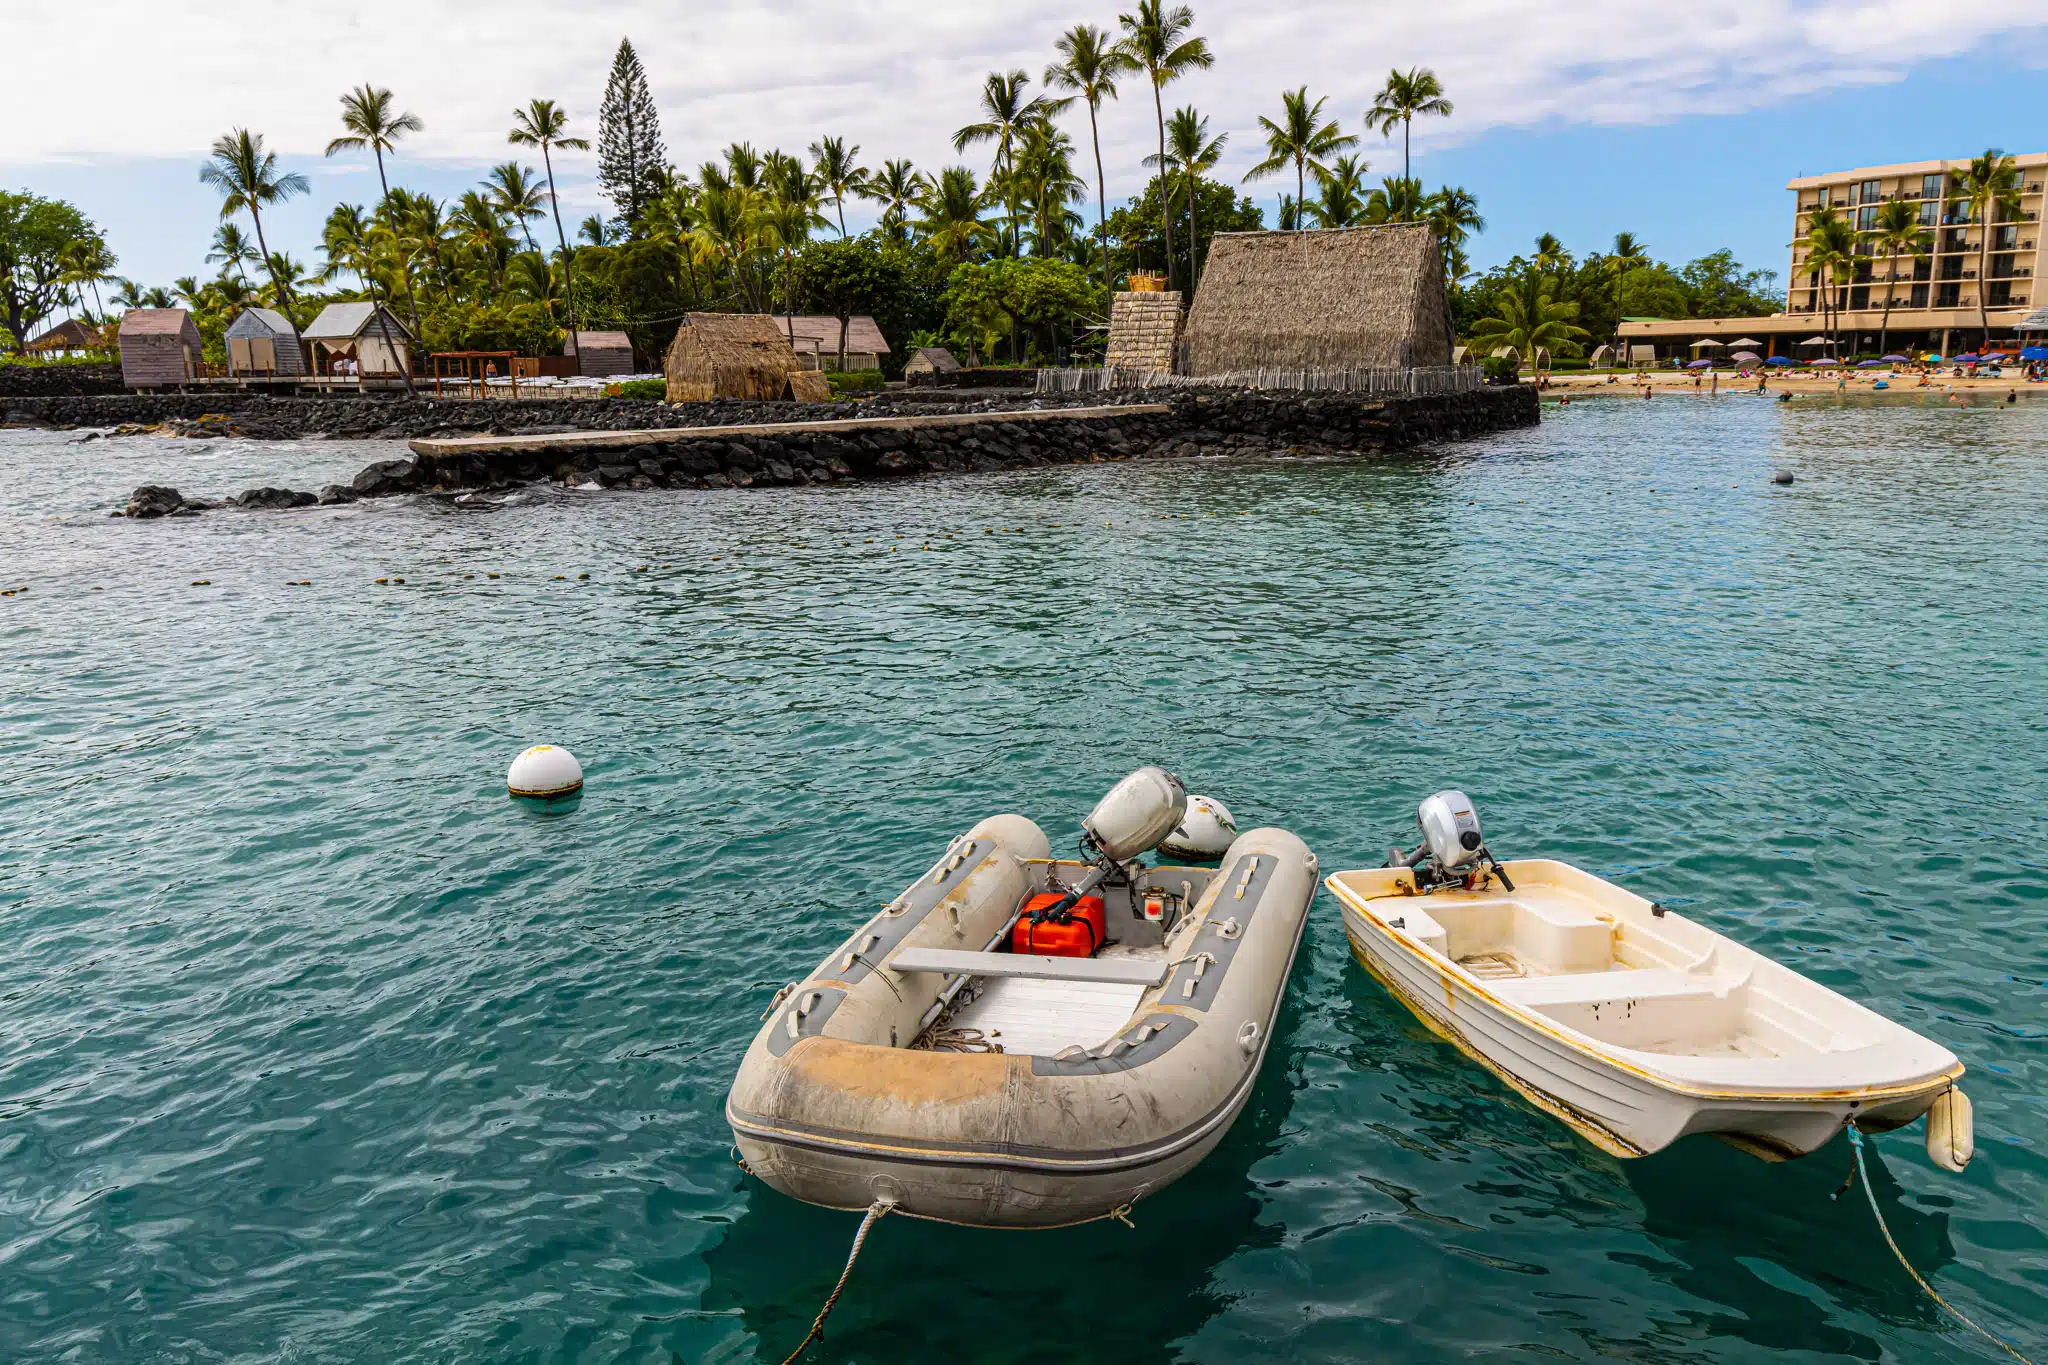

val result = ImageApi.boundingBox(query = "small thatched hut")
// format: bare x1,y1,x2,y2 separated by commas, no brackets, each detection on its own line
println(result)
1105,290,1183,372
118,309,202,388
26,318,104,355
903,346,961,378
665,313,827,402
567,329,635,377
225,308,305,377
1182,225,1452,374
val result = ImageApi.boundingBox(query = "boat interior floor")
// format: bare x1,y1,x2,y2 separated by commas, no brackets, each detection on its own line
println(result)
942,943,1164,1057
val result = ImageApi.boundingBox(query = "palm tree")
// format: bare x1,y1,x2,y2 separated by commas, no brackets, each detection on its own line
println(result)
808,135,868,237
1365,175,1425,224
508,98,591,337
1425,186,1485,284
1869,199,1928,359
1046,24,1135,300
199,129,310,314
1607,230,1649,357
1366,67,1453,202
1013,123,1086,257
326,85,427,336
485,162,549,253
1804,209,1856,356
205,223,259,283
1306,155,1369,228
917,166,997,265
1116,1,1212,290
57,237,117,324
954,70,1058,257
862,159,926,244
1245,88,1356,227
1468,270,1590,374
1956,148,2023,346
580,215,616,247
1145,106,1226,287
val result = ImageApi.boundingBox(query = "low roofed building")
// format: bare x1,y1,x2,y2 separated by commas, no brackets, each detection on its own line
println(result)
903,346,962,378
224,308,305,377
566,329,635,377
664,313,830,402
1184,225,1453,374
769,315,891,370
303,302,414,377
118,309,203,388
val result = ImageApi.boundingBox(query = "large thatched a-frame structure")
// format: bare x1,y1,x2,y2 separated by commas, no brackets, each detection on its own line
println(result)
1183,224,1452,373
664,313,830,402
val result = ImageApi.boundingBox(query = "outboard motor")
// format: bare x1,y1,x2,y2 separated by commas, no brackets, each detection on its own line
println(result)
1388,789,1515,892
1034,767,1188,919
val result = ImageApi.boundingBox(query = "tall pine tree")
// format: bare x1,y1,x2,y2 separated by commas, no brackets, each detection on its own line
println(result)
597,38,669,235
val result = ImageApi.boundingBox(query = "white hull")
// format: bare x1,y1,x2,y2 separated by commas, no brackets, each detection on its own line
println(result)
1329,861,1964,1164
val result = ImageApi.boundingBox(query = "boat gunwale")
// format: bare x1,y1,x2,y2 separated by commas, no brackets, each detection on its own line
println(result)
1327,872,1964,1106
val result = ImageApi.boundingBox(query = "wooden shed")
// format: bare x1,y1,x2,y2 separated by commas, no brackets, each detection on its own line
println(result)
303,302,414,377
664,313,828,402
567,329,635,377
771,315,891,371
903,346,961,377
1182,224,1452,373
118,309,202,388
225,308,306,377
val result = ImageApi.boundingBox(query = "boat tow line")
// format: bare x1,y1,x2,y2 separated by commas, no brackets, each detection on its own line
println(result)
1841,1128,2035,1365
778,1199,894,1365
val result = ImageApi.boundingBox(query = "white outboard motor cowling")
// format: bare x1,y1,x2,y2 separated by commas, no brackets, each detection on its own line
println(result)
1160,795,1238,861
1418,789,1485,871
1084,767,1189,861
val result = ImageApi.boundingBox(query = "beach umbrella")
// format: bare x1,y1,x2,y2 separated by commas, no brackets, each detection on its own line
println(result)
1980,351,2008,361
1923,354,1942,362
1765,356,1794,365
1725,337,1765,348
1807,359,1832,366
1856,359,1883,367
1957,352,1980,362
1730,350,1762,363
1689,338,1723,350
1797,336,1831,347
1685,358,1713,368
1880,354,1910,362
2019,346,2048,361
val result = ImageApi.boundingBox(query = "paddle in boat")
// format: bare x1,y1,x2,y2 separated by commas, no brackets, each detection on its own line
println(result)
727,767,1318,1228
1328,792,1972,1171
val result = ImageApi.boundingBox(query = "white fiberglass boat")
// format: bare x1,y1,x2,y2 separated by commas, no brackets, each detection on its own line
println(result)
1329,792,1972,1171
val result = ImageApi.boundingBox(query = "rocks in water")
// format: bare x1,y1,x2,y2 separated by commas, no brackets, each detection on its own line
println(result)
317,484,360,505
352,457,425,496
233,487,318,510
123,485,188,518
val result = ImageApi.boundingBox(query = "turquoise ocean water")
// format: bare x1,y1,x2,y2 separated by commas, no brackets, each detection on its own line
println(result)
1,395,2043,1363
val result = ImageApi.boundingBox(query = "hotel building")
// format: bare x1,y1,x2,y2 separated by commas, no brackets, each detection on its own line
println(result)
1618,153,2047,359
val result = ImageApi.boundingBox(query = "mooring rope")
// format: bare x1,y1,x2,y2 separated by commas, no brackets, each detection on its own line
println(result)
1842,1128,2035,1365
777,1199,893,1365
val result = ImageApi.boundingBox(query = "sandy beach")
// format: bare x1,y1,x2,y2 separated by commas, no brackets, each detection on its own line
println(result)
1532,369,2047,401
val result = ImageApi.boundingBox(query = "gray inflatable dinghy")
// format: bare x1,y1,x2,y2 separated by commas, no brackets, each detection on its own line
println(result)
727,768,1318,1228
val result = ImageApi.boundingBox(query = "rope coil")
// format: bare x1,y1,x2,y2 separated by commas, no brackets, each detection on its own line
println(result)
1844,1128,2034,1365
777,1200,892,1365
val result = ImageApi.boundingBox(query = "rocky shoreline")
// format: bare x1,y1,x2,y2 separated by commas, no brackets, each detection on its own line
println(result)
80,387,1538,518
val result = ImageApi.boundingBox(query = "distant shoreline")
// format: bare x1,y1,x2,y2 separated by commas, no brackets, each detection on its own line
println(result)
1530,371,2043,402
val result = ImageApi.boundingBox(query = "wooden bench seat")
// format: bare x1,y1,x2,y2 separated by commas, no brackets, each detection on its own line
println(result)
889,947,1170,987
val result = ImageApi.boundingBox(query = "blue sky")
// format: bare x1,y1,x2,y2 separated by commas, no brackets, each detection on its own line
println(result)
7,2,2047,305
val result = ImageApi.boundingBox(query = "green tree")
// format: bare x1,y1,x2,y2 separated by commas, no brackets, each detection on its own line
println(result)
808,135,868,238
1424,185,1485,285
1365,67,1452,200
916,166,997,266
944,255,1101,362
326,86,426,337
1306,154,1370,228
1116,0,1212,290
1956,148,2023,345
793,237,910,368
954,70,1058,258
200,129,310,315
863,159,926,244
485,162,549,253
0,192,106,349
1466,269,1590,371
508,98,591,335
597,39,670,233
1869,199,1928,359
1606,230,1649,355
1365,175,1425,224
1803,208,1856,354
1145,106,1227,289
1045,24,1135,305
1103,174,1263,286
1245,87,1355,228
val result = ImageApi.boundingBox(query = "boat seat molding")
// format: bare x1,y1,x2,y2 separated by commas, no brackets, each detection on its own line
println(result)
1488,967,1727,1008
890,946,1171,987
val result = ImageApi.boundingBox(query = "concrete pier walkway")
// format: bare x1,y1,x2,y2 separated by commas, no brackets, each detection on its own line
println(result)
408,404,1172,458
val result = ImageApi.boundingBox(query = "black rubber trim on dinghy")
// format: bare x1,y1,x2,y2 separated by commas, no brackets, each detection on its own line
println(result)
767,987,848,1058
830,837,995,990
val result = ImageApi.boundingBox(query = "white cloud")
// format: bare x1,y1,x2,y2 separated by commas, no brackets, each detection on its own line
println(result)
6,0,2047,203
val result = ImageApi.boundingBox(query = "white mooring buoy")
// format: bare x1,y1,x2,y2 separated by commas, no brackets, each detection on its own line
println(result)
508,744,584,798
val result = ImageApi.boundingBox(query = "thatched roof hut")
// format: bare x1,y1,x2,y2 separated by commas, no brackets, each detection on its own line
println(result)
26,318,104,354
1182,225,1452,373
664,313,825,402
225,308,305,377
118,309,202,388
567,329,635,377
